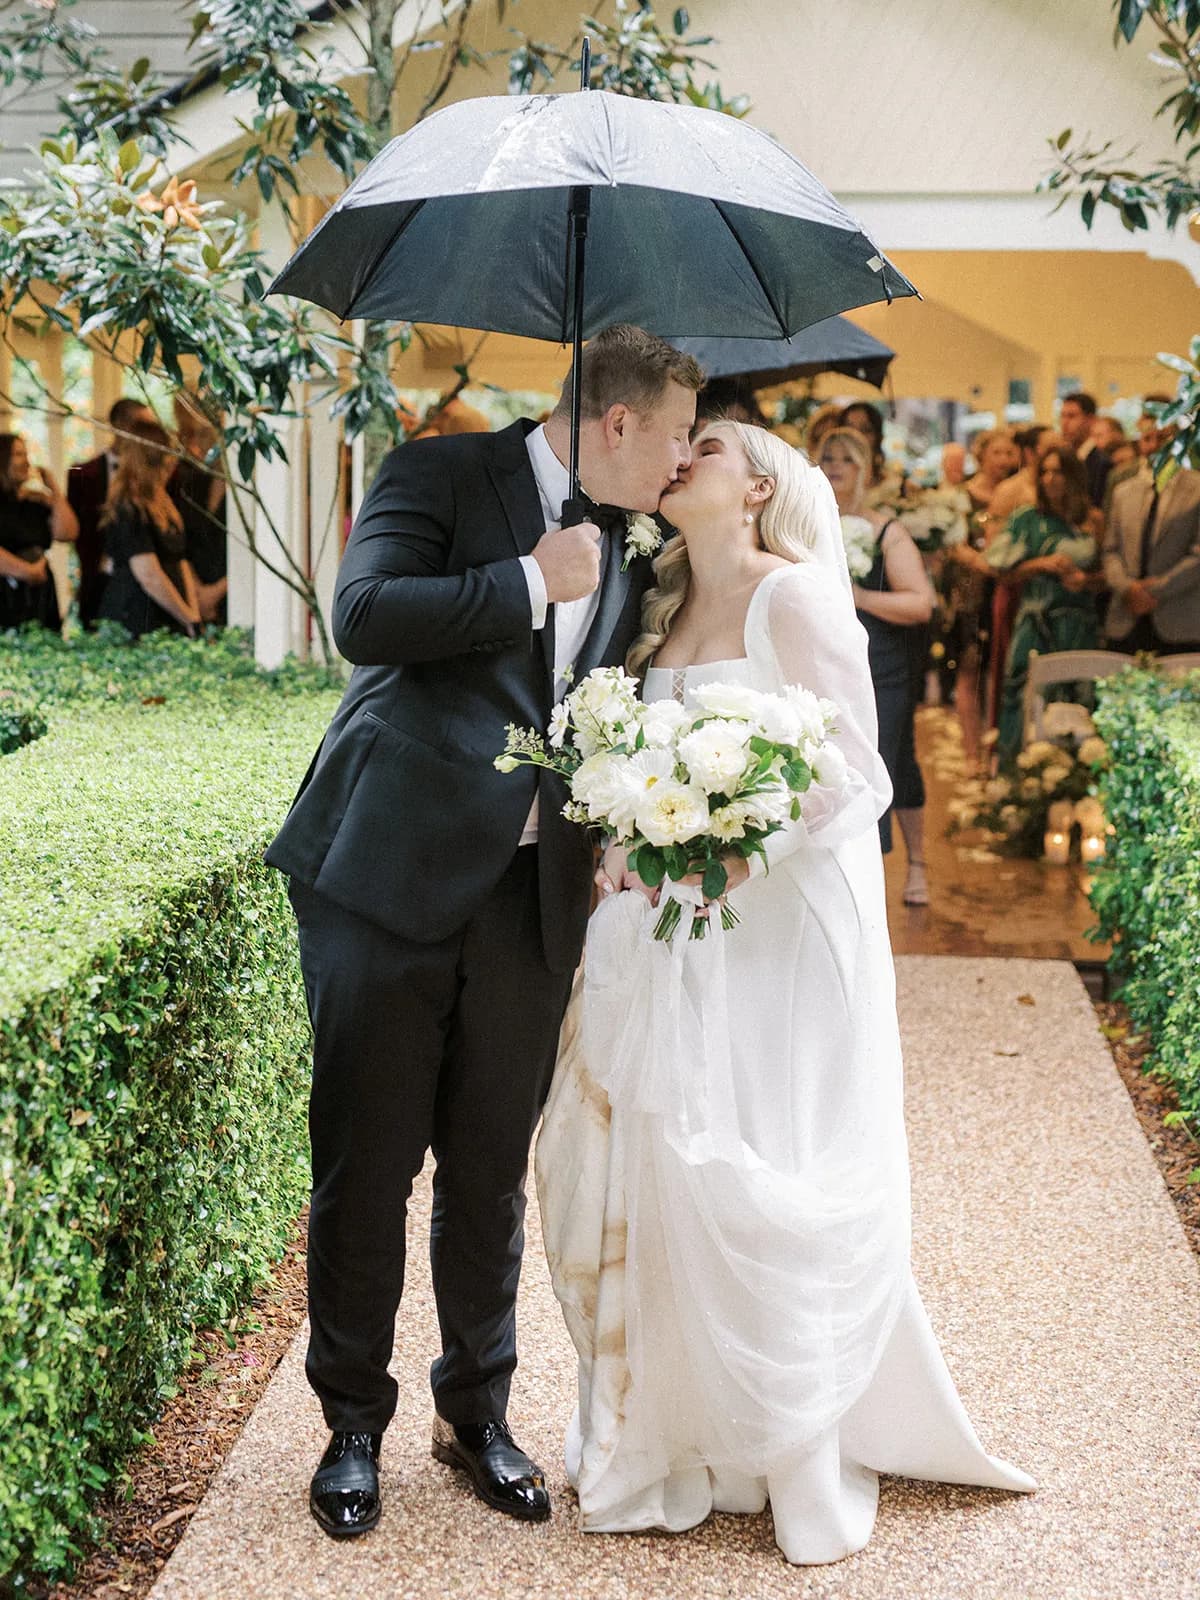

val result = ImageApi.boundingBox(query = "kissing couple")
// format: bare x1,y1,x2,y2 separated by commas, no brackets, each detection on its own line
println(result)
267,324,1033,1566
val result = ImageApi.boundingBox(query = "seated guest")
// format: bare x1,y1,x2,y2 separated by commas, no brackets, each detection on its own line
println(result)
0,431,79,632
97,420,201,639
988,444,1101,761
1103,433,1200,655
67,397,156,626
171,394,227,624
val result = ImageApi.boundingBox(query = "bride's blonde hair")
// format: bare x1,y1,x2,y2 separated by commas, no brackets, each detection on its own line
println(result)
626,420,817,677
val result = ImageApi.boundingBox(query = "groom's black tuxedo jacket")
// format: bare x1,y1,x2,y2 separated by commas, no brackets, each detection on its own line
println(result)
266,419,650,973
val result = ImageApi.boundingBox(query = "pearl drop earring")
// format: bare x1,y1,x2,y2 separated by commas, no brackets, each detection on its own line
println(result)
744,509,754,525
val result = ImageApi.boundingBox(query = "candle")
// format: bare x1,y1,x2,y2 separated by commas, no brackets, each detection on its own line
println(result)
1044,829,1070,864
1047,799,1075,831
1081,833,1106,864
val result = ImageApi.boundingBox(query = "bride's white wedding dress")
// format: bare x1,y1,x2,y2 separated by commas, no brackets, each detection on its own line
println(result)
535,560,1034,1566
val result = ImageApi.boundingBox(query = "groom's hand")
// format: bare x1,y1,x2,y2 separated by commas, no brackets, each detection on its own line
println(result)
533,522,602,603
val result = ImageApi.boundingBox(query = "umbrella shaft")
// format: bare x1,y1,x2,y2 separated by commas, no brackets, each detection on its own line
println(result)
567,186,591,502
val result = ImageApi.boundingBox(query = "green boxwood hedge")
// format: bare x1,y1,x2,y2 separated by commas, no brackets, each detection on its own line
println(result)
0,630,338,1589
1090,667,1200,1123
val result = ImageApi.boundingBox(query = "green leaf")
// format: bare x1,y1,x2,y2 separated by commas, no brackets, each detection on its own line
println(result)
1055,126,1072,151
130,57,151,85
701,859,727,899
118,139,140,174
673,7,690,33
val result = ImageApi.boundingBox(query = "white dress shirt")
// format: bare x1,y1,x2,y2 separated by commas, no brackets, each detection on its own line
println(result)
517,424,607,843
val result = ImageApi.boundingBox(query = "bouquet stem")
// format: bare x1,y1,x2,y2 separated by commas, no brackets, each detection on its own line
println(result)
652,897,741,942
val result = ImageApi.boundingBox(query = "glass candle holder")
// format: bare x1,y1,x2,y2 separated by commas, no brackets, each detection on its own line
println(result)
1044,829,1070,865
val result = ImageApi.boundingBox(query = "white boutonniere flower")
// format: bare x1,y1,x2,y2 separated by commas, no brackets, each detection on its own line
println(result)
622,512,663,572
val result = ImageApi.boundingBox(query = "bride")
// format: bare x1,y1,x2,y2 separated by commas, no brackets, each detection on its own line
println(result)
535,420,1034,1566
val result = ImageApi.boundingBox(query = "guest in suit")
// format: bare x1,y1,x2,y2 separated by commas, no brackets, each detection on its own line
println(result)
1103,462,1200,654
0,432,79,632
97,419,202,639
67,398,157,626
1059,392,1110,509
265,325,702,1539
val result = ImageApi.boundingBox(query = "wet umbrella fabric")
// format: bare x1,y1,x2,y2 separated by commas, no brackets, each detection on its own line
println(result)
670,317,896,390
268,90,917,341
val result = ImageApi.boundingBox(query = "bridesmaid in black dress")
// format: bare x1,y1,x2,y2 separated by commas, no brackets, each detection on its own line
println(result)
0,432,79,632
819,428,935,905
97,419,201,639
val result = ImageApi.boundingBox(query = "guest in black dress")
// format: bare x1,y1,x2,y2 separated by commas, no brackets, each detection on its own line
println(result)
97,420,202,639
820,427,935,905
0,432,79,632
171,394,228,625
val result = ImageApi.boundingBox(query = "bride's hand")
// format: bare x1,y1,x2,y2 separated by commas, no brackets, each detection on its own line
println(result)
595,843,660,905
679,854,751,915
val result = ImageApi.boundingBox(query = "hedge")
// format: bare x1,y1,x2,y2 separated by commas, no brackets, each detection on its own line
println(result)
0,630,339,1589
1090,667,1200,1123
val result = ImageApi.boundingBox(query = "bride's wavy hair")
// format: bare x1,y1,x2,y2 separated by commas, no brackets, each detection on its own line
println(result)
626,420,820,677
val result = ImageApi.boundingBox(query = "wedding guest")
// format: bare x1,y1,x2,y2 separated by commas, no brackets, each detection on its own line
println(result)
988,444,1101,761
940,427,1019,766
981,425,1053,728
1093,416,1126,455
803,403,843,459
0,431,79,632
1058,391,1109,507
939,440,967,488
97,419,201,639
412,396,491,439
820,426,934,904
1103,451,1200,655
171,394,227,625
67,397,157,626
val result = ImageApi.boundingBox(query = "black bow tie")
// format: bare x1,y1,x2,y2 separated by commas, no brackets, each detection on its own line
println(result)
564,494,629,538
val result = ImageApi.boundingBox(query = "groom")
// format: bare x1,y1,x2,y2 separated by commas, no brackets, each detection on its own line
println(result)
267,325,702,1537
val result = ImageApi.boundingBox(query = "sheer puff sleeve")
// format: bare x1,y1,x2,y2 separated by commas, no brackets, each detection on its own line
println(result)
747,562,893,870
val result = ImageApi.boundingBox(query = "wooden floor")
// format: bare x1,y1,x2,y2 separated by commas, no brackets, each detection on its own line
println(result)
882,707,1106,969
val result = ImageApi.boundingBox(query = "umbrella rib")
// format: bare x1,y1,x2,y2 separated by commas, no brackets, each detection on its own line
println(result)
347,198,428,320
711,201,788,338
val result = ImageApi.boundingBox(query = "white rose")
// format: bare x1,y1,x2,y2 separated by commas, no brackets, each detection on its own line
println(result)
811,741,848,791
709,801,753,841
634,698,692,747
571,751,638,823
781,685,829,749
985,778,1011,803
1078,736,1109,767
691,681,764,720
1075,796,1106,831
636,781,711,846
1042,701,1095,741
1020,777,1042,800
754,695,803,746
1041,764,1073,792
1024,740,1060,766
677,719,752,794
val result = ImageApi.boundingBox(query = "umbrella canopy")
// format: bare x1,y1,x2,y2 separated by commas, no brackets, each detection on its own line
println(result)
670,317,896,390
269,90,917,341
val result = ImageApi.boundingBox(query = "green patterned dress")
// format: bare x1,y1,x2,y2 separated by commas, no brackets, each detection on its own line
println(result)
987,506,1099,761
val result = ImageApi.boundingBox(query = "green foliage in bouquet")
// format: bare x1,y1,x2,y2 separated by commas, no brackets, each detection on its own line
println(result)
0,631,338,1587
1088,666,1200,1122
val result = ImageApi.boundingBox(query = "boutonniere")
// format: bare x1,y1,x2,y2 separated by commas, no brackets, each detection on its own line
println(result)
622,512,663,572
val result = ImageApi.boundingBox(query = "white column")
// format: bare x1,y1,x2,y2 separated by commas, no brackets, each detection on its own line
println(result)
306,393,345,666
1033,353,1059,426
225,476,257,631
252,416,308,668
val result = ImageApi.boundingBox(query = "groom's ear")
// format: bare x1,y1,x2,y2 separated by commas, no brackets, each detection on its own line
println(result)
604,403,633,447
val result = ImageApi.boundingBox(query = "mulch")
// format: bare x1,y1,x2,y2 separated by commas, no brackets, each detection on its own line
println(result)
32,1002,1200,1600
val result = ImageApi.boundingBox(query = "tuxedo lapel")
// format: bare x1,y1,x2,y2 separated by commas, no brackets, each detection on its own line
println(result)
576,525,633,679
483,420,555,682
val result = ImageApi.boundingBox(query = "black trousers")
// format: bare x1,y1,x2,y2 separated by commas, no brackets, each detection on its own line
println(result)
1115,617,1200,655
288,847,575,1434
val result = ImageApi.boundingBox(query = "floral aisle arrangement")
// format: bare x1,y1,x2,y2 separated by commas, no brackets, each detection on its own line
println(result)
948,703,1111,858
885,485,971,554
496,666,848,940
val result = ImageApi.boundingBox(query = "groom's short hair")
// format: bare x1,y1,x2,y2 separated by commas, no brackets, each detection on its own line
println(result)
556,325,704,422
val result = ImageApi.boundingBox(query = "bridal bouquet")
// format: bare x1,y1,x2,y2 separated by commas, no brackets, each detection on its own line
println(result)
840,514,877,580
495,666,847,940
893,486,970,553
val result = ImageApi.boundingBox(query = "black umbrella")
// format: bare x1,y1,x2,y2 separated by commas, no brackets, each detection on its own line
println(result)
269,51,917,513
671,316,896,391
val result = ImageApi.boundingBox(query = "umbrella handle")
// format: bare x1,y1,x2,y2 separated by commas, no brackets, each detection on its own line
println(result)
560,497,590,529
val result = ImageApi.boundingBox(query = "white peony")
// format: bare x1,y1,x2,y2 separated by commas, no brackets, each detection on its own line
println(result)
691,681,764,720
811,741,848,791
634,698,693,748
636,781,712,847
840,514,877,580
985,777,1011,803
754,695,804,746
781,685,830,749
1078,736,1109,767
571,750,639,823
709,801,754,841
678,719,752,794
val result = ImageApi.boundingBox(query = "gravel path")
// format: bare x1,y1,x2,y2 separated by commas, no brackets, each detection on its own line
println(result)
149,957,1200,1600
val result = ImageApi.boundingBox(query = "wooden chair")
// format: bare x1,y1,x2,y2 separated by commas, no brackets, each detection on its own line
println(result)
1155,652,1200,677
1022,649,1135,746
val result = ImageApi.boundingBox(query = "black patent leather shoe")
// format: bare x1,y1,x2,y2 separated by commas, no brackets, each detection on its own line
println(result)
431,1416,551,1521
309,1431,382,1538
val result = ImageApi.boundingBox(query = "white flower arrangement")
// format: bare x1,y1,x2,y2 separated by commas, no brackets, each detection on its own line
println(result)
840,514,877,581
622,512,664,572
496,666,846,940
895,485,970,553
949,717,1109,857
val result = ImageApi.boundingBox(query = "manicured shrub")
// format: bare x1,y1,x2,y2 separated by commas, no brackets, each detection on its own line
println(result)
0,632,338,1588
1089,667,1200,1121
